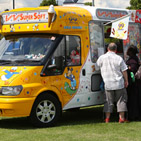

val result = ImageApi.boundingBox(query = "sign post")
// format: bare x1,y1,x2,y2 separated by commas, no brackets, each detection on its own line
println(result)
13,0,15,9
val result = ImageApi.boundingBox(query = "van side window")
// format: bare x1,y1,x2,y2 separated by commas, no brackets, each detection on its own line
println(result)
48,37,65,74
46,35,81,75
66,36,81,66
89,21,104,63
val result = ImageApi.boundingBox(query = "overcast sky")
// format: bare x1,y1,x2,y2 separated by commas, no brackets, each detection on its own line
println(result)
0,0,130,12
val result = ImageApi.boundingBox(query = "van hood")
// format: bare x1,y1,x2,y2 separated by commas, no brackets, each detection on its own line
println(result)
0,66,43,86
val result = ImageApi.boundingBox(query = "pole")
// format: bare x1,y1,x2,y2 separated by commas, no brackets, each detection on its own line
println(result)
13,0,15,9
92,0,94,6
104,13,131,26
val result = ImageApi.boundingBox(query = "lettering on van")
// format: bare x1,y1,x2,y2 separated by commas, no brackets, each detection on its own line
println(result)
64,26,82,29
96,9,128,20
60,12,82,25
66,15,80,25
69,17,78,23
2,10,49,24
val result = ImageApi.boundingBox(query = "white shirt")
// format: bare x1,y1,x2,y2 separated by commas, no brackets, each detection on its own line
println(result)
96,51,128,90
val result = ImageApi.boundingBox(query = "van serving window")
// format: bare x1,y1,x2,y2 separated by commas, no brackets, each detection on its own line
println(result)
89,21,104,63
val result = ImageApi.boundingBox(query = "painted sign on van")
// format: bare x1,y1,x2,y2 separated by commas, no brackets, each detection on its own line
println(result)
96,9,128,20
2,10,48,24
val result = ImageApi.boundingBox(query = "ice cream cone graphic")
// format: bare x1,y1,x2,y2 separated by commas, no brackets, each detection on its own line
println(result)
48,5,55,27
48,13,55,27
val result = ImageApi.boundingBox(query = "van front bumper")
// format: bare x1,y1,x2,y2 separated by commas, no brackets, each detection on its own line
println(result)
0,97,36,117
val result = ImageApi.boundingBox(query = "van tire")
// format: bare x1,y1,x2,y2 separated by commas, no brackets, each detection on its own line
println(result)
29,94,61,127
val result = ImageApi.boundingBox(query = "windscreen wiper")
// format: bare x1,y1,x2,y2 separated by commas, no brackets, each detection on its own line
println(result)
0,59,42,65
0,60,12,65
12,59,41,64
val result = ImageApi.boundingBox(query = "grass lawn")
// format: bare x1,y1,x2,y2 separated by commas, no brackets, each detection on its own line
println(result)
0,106,141,141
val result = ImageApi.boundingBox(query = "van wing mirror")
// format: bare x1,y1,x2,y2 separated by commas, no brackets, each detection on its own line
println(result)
55,56,64,69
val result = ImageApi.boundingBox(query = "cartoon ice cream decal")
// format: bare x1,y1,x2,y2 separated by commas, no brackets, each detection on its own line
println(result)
1,67,19,81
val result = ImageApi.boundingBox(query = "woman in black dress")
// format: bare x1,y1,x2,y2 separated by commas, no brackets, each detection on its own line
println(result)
135,66,141,120
126,45,140,121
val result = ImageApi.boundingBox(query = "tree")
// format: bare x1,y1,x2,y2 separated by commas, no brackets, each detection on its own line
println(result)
84,2,92,6
127,0,141,9
40,0,58,6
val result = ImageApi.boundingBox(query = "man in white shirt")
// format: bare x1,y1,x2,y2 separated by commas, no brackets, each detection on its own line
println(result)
97,43,128,123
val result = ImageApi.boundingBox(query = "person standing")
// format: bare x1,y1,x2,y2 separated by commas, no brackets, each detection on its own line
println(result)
135,65,141,121
96,43,128,123
126,45,140,121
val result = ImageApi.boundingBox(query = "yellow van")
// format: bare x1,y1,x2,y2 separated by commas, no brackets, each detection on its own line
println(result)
0,5,140,127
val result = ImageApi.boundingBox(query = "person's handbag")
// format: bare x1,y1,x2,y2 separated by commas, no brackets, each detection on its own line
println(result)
135,66,141,80
127,69,135,85
130,71,135,82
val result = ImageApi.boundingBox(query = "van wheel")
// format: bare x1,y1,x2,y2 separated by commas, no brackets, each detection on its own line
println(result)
29,94,61,127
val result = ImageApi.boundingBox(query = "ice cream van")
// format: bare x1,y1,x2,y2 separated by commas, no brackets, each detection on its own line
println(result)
0,5,140,127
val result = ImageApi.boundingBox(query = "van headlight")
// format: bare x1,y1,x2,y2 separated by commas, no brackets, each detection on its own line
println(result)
1,86,23,96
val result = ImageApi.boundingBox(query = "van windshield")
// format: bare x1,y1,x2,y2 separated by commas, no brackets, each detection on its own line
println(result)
0,34,57,64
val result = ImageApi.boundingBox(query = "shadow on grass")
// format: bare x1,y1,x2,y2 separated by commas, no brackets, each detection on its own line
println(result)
0,117,33,130
58,106,119,126
59,106,104,126
0,106,119,129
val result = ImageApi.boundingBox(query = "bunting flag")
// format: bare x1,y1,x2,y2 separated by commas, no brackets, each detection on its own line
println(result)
110,16,129,40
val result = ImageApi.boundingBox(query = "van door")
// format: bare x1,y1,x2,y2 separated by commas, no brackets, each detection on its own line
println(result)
76,21,105,107
63,22,105,109
45,35,82,107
